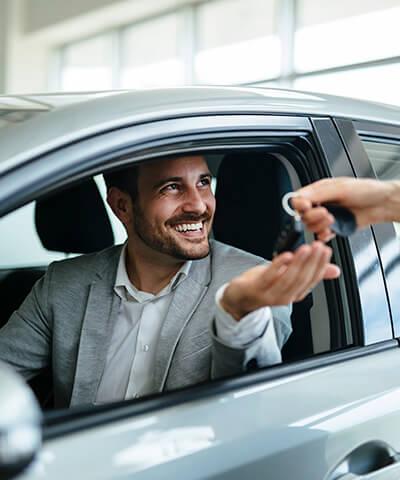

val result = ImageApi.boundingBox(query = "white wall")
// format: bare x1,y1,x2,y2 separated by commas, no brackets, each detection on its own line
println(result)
25,0,127,33
8,0,52,94
3,0,197,94
0,0,8,93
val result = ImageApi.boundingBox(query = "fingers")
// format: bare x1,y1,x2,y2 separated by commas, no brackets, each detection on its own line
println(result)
296,178,347,206
282,243,328,298
301,207,336,241
301,207,334,230
266,244,314,302
292,198,337,242
262,251,294,281
324,263,341,280
304,242,332,288
267,242,336,304
291,196,312,213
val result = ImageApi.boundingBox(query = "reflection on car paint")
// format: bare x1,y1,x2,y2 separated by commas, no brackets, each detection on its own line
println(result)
113,426,215,469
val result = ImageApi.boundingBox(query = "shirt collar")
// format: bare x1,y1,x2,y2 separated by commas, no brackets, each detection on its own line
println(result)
114,243,192,303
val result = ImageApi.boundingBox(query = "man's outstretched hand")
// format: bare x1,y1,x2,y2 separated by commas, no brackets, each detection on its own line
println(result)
221,242,340,321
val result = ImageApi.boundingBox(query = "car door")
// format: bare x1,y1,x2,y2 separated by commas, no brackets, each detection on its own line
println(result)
2,112,400,480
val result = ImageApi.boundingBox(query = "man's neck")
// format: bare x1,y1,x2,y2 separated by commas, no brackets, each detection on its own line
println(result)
125,240,184,295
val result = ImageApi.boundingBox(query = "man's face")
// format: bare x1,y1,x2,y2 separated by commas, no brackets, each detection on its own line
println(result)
131,155,215,261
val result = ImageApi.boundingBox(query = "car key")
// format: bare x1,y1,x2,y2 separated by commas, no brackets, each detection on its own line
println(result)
273,214,304,257
322,203,357,237
273,193,357,257
273,192,305,256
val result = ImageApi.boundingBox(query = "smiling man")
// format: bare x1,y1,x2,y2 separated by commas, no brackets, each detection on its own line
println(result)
0,154,339,408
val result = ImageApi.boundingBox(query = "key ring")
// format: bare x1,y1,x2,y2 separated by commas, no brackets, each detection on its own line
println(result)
282,192,300,218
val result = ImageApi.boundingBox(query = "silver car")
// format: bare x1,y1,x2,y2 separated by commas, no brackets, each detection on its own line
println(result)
1,87,400,480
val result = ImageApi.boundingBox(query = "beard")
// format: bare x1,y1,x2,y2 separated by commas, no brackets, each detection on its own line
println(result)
133,204,211,261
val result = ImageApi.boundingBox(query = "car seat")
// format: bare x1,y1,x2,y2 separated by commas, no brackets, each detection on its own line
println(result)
213,152,313,362
35,178,114,254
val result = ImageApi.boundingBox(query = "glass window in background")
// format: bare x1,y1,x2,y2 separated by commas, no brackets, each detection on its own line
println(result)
121,13,184,88
295,0,400,73
362,140,400,236
60,35,113,91
0,202,66,268
294,63,400,106
195,0,280,85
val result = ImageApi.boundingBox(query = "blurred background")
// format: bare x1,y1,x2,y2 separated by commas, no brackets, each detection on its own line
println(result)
0,0,399,105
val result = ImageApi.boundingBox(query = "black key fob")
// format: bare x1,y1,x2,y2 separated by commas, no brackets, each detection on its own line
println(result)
323,204,357,237
273,215,304,257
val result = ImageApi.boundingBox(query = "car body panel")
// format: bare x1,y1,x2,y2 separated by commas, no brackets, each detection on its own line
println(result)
18,346,400,480
1,87,400,173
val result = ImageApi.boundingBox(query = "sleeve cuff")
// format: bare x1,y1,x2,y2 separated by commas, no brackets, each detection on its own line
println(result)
215,283,272,348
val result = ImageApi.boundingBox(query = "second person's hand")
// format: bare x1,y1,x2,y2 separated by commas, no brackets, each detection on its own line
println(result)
292,177,400,241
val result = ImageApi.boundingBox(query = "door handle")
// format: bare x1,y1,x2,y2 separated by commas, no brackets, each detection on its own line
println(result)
328,441,400,480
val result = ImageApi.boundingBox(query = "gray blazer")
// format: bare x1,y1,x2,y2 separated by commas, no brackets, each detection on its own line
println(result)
0,241,292,408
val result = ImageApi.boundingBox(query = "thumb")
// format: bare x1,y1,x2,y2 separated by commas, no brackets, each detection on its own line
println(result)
268,251,294,275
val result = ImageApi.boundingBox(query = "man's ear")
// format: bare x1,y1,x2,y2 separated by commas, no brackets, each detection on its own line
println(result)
106,187,133,227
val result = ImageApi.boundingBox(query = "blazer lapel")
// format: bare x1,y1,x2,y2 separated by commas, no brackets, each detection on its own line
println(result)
154,255,211,391
70,246,122,406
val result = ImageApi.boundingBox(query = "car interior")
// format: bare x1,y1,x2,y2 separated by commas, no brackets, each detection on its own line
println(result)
0,148,344,410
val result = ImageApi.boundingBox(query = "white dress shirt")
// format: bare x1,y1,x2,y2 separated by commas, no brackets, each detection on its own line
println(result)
95,245,280,404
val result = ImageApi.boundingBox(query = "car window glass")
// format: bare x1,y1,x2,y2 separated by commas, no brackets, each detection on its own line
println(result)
0,176,125,270
94,174,128,244
361,139,400,237
0,202,66,269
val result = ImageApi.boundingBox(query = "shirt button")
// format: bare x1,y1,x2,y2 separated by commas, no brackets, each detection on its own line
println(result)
143,344,149,352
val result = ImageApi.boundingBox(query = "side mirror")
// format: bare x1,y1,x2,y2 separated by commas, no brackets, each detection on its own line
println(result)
0,362,42,479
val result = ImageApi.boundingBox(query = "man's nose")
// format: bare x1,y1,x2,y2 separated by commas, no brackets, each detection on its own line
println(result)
182,188,207,213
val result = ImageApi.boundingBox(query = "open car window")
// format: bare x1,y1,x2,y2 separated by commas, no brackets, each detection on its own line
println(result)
0,142,356,414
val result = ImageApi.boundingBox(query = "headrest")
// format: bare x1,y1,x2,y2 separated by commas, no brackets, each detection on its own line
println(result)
213,152,292,260
35,178,115,254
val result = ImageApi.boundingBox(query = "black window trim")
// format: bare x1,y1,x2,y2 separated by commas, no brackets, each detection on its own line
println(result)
313,117,392,346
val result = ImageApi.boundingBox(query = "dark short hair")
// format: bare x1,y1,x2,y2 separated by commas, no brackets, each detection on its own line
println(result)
103,164,139,202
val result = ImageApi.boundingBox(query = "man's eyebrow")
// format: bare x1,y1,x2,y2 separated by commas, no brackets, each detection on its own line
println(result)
153,172,212,189
153,176,183,189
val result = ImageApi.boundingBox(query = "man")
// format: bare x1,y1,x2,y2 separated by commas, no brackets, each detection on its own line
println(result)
292,177,400,239
0,155,338,408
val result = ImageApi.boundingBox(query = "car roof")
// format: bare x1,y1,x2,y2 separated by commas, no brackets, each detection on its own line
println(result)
1,86,400,173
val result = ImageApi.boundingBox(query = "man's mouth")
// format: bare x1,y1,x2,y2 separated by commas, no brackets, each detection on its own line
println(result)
170,220,208,239
174,222,203,233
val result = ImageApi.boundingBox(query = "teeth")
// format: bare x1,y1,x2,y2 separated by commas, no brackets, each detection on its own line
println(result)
175,222,203,232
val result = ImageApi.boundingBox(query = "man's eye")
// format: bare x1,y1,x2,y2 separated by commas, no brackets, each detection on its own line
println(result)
162,183,179,192
199,177,211,187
